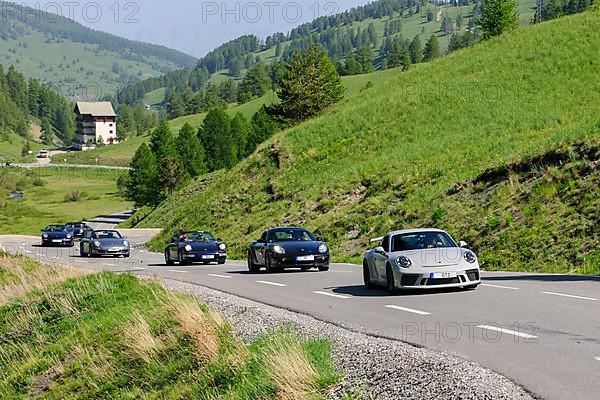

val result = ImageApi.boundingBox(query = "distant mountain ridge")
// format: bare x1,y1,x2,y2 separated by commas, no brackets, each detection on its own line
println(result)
0,2,197,100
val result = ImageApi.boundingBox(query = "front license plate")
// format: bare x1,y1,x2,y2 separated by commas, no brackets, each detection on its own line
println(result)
109,247,120,252
297,255,315,261
52,240,62,243
202,255,215,260
430,272,458,279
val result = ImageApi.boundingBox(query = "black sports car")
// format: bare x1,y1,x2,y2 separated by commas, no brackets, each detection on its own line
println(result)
247,227,330,273
165,231,227,265
80,230,130,257
65,222,91,238
41,225,74,247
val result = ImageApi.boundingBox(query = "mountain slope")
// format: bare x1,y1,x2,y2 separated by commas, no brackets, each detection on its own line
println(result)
0,3,197,99
139,11,600,274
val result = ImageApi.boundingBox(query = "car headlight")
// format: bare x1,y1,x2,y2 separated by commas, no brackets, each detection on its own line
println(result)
318,244,328,253
184,244,192,252
123,240,130,248
464,251,477,264
219,243,226,251
93,240,101,248
273,245,286,255
396,256,412,268
66,233,73,239
42,233,48,238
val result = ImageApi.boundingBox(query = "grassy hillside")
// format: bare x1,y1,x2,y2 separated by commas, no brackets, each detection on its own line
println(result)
0,253,338,399
0,131,44,163
0,167,131,235
138,11,600,275
0,4,196,100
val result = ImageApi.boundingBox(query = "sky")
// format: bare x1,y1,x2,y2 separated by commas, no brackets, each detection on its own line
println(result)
16,0,371,57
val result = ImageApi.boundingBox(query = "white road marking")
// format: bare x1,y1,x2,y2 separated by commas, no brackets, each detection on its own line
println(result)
314,291,351,299
208,274,232,279
106,263,117,267
477,325,538,339
542,292,598,301
168,270,188,274
594,356,600,362
24,250,33,254
132,267,145,271
481,283,520,290
256,280,287,287
385,305,431,316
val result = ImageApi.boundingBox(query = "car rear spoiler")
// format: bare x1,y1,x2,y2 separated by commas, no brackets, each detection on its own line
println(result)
369,237,383,243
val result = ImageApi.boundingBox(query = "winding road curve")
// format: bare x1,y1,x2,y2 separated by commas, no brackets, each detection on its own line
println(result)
1,235,598,400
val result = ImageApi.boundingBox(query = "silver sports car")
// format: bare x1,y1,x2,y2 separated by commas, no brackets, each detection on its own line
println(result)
363,228,480,293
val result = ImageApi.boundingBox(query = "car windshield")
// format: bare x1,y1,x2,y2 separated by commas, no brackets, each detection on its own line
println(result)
268,228,315,242
67,223,84,228
93,231,122,239
391,232,457,251
179,231,215,242
46,225,66,232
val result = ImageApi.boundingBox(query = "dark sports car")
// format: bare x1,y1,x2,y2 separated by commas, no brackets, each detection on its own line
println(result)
41,225,74,247
165,231,227,265
80,230,130,258
247,227,330,273
65,222,91,238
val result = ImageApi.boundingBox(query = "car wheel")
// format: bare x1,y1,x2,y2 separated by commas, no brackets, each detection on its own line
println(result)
79,245,85,258
218,259,226,265
178,251,189,266
266,255,281,273
464,284,479,291
301,266,312,272
386,264,397,295
318,266,329,272
248,252,260,273
165,251,174,266
363,260,373,290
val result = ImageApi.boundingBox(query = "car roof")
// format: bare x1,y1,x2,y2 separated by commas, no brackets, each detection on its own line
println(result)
268,227,308,231
386,228,448,236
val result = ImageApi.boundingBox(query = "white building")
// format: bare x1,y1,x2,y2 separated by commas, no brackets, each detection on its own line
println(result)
74,102,118,150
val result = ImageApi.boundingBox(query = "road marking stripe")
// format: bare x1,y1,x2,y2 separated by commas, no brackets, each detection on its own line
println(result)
256,280,287,287
481,283,520,290
132,267,145,271
385,305,431,316
168,270,188,274
24,250,33,254
106,263,117,267
542,292,598,301
208,274,232,279
477,325,538,339
594,356,600,362
314,291,351,299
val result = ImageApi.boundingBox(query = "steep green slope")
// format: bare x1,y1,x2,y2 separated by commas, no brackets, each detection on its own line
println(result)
0,3,197,99
140,11,600,274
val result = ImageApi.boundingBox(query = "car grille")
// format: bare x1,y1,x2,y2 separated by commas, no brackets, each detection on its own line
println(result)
400,274,420,286
466,269,480,282
426,277,460,286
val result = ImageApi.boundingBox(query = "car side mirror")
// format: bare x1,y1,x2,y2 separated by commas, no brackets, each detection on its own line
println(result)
375,246,385,254
460,241,468,248
316,236,324,242
217,238,222,242
172,236,178,243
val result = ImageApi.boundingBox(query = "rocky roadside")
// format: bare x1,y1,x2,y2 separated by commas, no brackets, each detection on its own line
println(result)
162,279,537,400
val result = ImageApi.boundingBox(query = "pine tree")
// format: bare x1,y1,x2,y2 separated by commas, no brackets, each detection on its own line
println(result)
230,113,251,159
149,121,176,168
127,143,160,207
247,106,278,155
21,141,32,157
409,35,424,63
200,108,235,171
40,118,54,145
176,122,206,177
160,155,187,196
356,45,374,73
423,35,442,61
269,44,345,123
480,0,519,39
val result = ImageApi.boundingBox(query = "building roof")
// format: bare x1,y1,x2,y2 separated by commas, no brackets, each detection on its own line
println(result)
74,102,116,117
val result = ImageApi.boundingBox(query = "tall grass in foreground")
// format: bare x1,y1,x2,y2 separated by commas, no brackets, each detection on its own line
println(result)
0,252,339,399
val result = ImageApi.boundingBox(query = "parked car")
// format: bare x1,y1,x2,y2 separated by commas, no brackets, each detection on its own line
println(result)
247,227,330,273
37,149,49,159
65,222,91,238
80,230,130,258
363,228,480,294
41,225,74,247
165,230,226,265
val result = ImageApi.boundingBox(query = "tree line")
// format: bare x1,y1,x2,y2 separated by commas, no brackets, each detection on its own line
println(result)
0,64,75,144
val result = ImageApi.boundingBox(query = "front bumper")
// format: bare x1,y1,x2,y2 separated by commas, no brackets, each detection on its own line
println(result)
393,268,480,289
42,238,74,246
92,247,130,256
271,254,330,268
183,251,227,263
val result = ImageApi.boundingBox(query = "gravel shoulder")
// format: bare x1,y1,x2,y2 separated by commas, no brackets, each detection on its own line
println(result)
162,278,537,400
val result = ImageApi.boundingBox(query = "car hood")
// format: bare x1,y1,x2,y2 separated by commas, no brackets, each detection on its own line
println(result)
44,231,70,239
185,241,221,252
393,247,465,267
274,241,325,255
96,238,128,247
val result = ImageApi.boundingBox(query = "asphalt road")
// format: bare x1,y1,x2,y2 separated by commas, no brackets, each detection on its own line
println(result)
1,235,598,400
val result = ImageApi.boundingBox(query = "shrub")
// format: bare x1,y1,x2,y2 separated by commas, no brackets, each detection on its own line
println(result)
64,190,82,202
